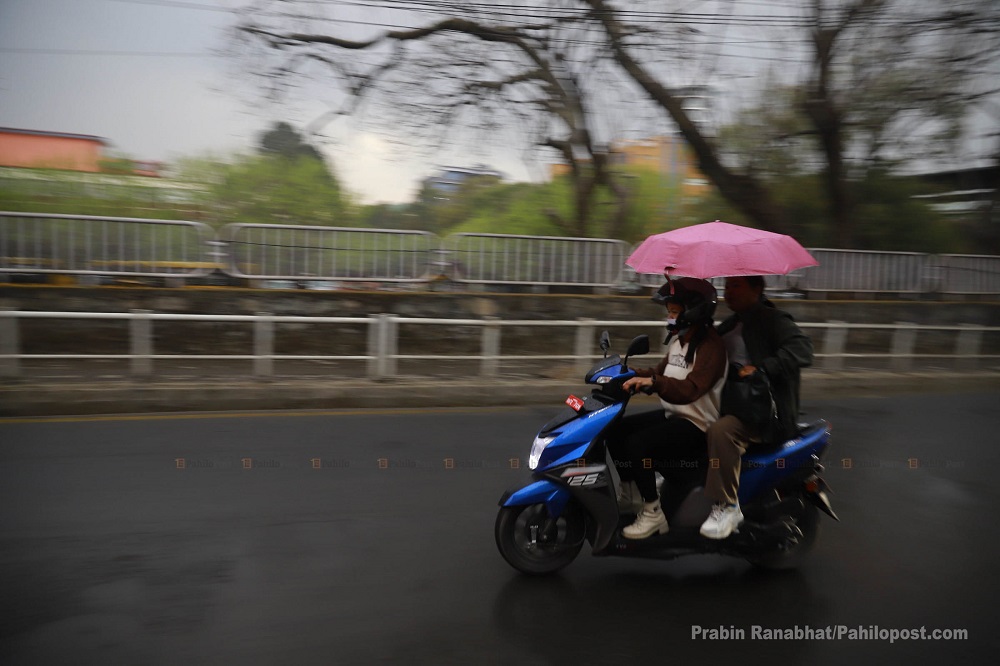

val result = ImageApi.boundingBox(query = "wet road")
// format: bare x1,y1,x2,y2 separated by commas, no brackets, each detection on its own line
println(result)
1,391,997,664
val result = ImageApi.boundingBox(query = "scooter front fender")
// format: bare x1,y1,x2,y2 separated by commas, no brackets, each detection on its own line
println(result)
499,479,571,517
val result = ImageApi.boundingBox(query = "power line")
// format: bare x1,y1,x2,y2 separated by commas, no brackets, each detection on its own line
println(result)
107,0,231,10
0,47,215,57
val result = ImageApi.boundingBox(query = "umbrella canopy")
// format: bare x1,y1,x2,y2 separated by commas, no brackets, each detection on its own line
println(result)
626,221,818,279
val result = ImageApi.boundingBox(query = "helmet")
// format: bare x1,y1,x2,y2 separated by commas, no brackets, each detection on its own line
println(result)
651,277,718,328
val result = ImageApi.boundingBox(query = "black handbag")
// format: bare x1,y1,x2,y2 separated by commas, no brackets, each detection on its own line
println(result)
720,365,780,437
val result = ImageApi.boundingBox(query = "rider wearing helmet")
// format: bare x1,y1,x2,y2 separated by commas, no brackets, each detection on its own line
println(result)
612,277,728,539
652,276,721,353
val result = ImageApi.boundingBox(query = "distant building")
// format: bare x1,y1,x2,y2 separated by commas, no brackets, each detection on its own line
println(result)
0,127,108,173
131,161,166,178
609,135,709,198
549,134,710,199
423,164,503,197
0,128,191,216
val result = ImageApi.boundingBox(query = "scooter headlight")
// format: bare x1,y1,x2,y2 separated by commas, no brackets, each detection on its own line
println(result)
529,435,556,470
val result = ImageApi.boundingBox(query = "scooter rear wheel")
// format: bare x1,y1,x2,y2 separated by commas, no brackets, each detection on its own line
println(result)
746,501,821,570
495,502,585,575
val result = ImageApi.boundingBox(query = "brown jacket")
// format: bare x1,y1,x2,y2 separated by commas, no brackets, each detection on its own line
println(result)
634,326,727,405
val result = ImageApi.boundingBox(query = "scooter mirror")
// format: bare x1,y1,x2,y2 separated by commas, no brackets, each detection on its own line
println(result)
623,334,650,369
599,330,611,357
627,335,650,357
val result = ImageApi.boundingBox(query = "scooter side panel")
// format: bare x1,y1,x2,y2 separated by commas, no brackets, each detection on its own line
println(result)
499,479,570,517
738,428,830,503
536,403,624,471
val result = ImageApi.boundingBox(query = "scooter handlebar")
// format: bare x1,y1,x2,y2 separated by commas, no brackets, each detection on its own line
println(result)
627,383,656,396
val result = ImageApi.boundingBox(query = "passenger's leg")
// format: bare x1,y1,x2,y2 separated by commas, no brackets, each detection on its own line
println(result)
704,415,749,506
701,415,749,539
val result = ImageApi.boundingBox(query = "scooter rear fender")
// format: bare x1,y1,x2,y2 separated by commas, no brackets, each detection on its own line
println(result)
738,421,831,503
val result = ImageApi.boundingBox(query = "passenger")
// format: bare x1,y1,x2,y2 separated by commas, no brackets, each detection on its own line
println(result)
613,277,727,539
700,275,814,540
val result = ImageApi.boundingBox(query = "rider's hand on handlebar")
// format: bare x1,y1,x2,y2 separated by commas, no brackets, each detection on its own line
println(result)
623,376,655,395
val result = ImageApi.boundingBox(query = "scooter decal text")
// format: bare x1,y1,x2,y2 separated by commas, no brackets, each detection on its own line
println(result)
562,465,606,486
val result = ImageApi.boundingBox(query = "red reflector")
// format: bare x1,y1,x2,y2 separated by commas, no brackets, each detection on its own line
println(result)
805,479,820,494
566,395,585,412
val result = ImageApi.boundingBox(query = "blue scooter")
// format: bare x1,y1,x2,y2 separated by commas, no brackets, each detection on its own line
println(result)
495,332,838,575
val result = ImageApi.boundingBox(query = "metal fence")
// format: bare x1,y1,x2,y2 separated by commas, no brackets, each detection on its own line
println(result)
0,211,215,278
3,310,997,379
931,254,1000,294
631,248,1000,296
443,233,630,286
803,249,928,293
222,223,437,283
2,212,1000,294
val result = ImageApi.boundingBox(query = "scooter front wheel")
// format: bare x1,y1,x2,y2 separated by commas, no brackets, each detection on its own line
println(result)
495,502,585,575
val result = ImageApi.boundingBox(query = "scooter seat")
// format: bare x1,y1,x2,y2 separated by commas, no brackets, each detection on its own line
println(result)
743,420,828,456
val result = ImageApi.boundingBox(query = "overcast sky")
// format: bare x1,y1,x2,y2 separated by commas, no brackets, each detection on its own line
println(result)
0,0,536,204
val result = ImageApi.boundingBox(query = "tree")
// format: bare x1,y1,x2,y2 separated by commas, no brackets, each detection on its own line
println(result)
178,121,351,228
585,0,999,246
234,4,677,238
177,153,351,228
234,0,1000,246
259,121,325,162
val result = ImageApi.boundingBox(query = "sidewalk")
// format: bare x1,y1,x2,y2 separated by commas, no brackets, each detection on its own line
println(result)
2,370,998,417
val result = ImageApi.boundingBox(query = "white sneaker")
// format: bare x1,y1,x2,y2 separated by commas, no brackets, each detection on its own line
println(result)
622,501,669,539
700,503,744,540
617,481,644,514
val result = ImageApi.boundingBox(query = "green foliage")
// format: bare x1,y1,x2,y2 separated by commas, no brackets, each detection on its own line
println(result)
715,85,814,181
707,77,977,252
614,167,684,241
358,203,419,230
97,156,139,176
684,170,964,252
178,153,352,228
849,170,964,253
446,181,566,237
0,168,201,220
404,165,683,242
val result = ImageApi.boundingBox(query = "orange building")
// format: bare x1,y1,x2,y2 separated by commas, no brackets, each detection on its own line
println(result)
0,127,108,173
550,135,710,199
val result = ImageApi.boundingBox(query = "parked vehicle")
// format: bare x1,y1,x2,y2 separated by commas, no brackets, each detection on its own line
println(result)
495,332,837,575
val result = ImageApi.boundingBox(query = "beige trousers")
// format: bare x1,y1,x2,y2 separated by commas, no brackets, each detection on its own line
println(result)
704,415,756,505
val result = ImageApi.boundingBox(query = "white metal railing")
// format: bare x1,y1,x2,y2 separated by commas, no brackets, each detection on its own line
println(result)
0,211,215,278
2,311,997,379
3,212,1000,294
804,249,928,293
444,233,630,286
931,254,1000,294
221,223,438,282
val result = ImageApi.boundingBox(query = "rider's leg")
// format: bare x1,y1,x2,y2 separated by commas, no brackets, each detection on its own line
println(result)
622,416,704,539
608,410,666,493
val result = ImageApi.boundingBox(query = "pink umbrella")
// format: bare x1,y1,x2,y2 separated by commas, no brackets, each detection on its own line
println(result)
626,221,818,278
